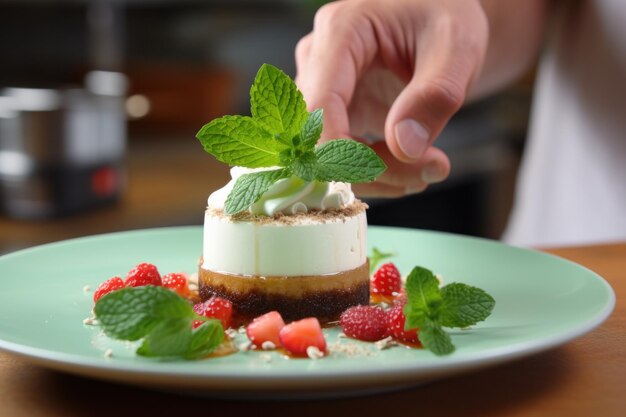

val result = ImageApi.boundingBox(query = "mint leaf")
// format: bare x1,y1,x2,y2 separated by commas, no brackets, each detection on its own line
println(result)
224,169,290,214
439,283,496,328
95,286,194,341
196,115,286,168
419,322,455,356
291,151,318,182
185,320,225,360
403,267,442,330
404,304,428,331
405,266,442,313
94,286,228,360
401,264,496,356
136,318,192,358
314,140,386,182
250,64,307,138
301,108,324,150
369,247,394,273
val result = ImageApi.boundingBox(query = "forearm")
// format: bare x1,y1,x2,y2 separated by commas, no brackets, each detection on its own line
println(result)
469,0,551,100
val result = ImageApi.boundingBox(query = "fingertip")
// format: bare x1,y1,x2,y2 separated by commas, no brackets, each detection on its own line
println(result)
385,76,466,163
393,119,431,160
420,147,451,184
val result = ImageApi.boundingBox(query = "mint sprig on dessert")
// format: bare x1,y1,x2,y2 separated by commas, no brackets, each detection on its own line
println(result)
94,286,224,360
403,266,496,356
196,63,386,215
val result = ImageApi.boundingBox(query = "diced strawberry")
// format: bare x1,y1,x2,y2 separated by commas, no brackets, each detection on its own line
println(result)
192,319,204,329
371,263,402,297
93,276,125,302
247,311,285,347
162,272,190,297
279,317,326,357
340,305,387,342
193,296,233,329
125,263,162,287
386,301,419,344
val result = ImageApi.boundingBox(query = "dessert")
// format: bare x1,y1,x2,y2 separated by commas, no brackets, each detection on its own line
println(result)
195,64,386,323
200,168,370,322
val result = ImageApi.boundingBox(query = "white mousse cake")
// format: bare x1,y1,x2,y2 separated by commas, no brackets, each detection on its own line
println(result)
199,167,370,323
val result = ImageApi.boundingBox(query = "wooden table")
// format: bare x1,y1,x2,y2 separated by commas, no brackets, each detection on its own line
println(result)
0,243,623,416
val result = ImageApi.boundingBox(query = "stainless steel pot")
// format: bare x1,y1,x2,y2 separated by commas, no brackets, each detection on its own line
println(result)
0,71,127,219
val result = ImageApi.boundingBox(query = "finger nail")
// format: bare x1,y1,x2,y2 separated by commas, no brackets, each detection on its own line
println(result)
395,119,430,159
421,162,447,184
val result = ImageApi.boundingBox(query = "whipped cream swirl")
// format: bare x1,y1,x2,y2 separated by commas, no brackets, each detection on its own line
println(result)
208,167,355,216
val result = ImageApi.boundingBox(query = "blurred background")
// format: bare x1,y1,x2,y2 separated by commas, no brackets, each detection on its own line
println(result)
0,0,533,255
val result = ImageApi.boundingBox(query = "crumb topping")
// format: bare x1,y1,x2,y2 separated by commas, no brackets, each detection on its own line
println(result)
207,200,368,225
375,336,398,350
261,341,276,350
83,317,98,326
306,346,325,359
327,341,375,358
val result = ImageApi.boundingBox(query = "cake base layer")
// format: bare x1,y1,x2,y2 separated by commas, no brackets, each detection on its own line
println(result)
198,261,370,323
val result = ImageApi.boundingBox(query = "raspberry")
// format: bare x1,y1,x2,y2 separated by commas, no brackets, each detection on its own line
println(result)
371,263,402,297
193,296,233,329
386,301,420,344
162,272,190,297
340,305,387,341
93,276,125,302
125,263,162,287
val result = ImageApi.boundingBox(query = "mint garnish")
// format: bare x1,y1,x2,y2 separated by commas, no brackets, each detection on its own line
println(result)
300,108,324,149
250,63,308,139
314,140,386,183
94,286,224,360
418,322,455,356
224,168,290,215
185,321,226,360
196,115,287,168
403,266,495,356
196,64,387,215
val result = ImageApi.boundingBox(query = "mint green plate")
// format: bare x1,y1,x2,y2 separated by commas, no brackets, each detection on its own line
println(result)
0,226,614,398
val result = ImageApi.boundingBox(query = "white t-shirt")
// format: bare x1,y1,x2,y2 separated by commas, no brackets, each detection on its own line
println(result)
502,0,626,248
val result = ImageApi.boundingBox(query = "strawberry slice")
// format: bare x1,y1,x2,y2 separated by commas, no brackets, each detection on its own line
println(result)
371,262,402,297
125,263,162,287
93,276,125,302
279,317,326,357
162,272,190,297
246,311,285,348
386,301,420,344
193,296,233,329
340,305,387,341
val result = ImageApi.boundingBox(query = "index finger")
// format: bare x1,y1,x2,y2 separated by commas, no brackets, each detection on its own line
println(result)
295,2,376,141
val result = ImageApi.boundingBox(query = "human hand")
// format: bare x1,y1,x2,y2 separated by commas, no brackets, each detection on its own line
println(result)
295,0,488,196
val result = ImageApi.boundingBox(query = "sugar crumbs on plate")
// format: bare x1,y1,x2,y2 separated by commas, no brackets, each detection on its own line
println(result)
327,341,376,358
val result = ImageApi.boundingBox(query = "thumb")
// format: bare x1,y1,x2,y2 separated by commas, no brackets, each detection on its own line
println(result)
385,76,465,163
